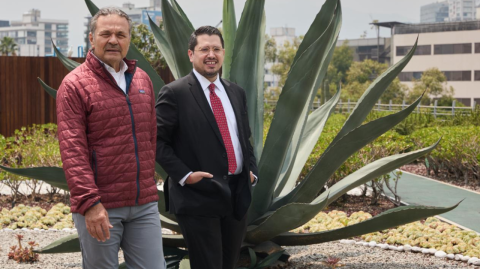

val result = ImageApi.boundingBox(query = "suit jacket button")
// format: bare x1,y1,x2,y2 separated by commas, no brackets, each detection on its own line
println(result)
223,175,227,180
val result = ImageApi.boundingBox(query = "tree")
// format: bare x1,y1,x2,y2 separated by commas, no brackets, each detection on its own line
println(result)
264,34,277,63
406,67,455,105
270,36,302,88
341,59,406,103
319,41,354,101
130,23,166,74
0,37,18,56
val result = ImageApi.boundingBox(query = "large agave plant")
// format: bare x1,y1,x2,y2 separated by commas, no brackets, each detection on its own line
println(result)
0,0,459,267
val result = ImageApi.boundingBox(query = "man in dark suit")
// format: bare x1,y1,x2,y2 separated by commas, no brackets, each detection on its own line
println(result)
155,26,258,269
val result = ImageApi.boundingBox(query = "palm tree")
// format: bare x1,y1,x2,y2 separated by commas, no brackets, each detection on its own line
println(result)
0,37,18,56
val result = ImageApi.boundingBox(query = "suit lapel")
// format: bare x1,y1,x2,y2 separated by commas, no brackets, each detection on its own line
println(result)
188,72,225,148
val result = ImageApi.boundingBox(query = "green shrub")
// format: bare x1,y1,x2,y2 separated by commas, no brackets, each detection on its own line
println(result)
411,126,480,183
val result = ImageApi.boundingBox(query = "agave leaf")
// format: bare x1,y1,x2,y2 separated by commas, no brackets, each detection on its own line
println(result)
271,202,461,246
250,0,340,221
221,0,237,80
248,248,257,269
314,140,440,205
85,0,165,96
0,165,68,191
85,0,99,15
160,214,182,234
275,90,341,197
163,234,187,248
35,234,79,253
256,249,285,268
230,0,266,160
149,16,179,80
272,95,423,209
331,38,418,145
273,29,341,199
52,41,80,71
156,162,168,180
170,0,195,32
161,0,193,78
158,190,177,222
246,192,329,244
37,77,57,99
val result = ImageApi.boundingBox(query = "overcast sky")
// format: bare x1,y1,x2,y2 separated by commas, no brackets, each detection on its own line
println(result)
1,0,442,57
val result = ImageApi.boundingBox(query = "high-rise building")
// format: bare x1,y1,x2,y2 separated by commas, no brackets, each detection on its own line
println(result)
420,1,449,23
264,27,296,89
0,9,69,56
150,0,161,10
446,0,477,21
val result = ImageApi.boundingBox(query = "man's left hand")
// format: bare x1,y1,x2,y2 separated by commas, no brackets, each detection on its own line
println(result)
250,171,255,184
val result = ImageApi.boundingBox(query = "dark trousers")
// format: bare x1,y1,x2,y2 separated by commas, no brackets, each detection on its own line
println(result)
176,175,247,269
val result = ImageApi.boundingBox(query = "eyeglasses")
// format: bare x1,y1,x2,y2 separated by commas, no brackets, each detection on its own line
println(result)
195,47,223,55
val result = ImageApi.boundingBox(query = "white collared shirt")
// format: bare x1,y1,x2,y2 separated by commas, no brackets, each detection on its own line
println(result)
104,60,128,94
90,52,128,94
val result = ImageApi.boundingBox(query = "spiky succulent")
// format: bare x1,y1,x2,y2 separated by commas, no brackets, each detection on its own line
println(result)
0,0,459,268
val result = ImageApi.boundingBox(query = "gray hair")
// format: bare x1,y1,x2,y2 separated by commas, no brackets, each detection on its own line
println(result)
90,7,133,36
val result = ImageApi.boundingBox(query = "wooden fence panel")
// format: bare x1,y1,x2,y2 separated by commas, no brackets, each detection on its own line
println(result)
0,56,175,137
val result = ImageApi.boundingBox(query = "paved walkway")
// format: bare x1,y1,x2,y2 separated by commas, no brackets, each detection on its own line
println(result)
384,170,480,233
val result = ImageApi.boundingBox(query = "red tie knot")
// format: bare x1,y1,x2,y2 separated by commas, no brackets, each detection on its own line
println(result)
208,83,215,93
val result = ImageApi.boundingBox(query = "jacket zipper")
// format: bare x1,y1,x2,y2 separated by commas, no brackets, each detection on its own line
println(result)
101,64,141,205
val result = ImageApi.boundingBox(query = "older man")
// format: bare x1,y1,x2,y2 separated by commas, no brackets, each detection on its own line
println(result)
56,7,165,269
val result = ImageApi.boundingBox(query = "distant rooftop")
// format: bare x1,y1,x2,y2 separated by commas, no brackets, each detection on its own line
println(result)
395,20,480,34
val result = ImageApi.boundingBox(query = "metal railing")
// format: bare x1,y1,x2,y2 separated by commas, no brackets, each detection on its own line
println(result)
264,99,479,118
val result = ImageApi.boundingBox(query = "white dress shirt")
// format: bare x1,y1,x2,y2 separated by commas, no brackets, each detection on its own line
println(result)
179,69,258,186
91,52,128,94
104,60,128,94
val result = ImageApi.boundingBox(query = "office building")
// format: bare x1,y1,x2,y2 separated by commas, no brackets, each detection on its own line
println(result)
0,9,68,56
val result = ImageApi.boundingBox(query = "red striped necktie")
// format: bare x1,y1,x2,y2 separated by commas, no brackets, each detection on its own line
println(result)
208,83,237,174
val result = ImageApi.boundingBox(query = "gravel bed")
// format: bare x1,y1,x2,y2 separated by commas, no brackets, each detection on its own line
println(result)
0,229,124,269
0,230,476,268
284,242,473,268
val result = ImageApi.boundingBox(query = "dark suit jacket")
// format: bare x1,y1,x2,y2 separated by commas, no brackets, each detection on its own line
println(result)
155,71,258,220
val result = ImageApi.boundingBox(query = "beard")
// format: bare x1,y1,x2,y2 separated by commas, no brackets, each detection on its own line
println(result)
201,69,218,79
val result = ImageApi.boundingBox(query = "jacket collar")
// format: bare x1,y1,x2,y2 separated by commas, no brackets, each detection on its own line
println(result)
86,51,137,81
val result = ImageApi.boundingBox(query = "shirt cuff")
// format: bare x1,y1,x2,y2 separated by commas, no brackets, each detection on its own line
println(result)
252,174,258,186
179,172,192,186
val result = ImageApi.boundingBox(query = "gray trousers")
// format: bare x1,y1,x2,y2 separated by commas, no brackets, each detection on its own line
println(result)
73,201,166,269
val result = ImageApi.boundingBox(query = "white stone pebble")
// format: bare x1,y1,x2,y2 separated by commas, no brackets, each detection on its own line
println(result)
403,244,412,252
388,245,398,251
447,254,455,260
461,255,470,262
434,251,447,258
362,242,369,247
467,257,479,264
428,248,437,255
355,241,364,245
474,259,480,266
21,228,29,231
62,228,72,231
411,246,421,252
368,241,376,247
381,244,390,250
396,246,404,252
422,248,430,254
455,254,463,261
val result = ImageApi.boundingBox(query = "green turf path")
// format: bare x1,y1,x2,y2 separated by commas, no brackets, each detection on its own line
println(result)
384,170,480,232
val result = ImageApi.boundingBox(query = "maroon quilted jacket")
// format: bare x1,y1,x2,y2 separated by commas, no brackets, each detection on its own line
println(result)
56,51,158,215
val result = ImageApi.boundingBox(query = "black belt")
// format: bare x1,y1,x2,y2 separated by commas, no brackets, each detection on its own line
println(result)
227,174,241,180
